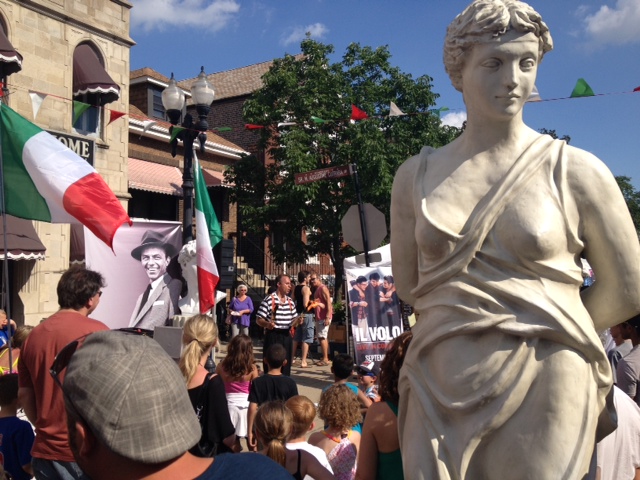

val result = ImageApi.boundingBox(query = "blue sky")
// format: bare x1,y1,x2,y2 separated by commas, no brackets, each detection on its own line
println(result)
130,0,640,186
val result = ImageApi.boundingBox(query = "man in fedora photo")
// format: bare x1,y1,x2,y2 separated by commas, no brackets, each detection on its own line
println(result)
128,230,182,330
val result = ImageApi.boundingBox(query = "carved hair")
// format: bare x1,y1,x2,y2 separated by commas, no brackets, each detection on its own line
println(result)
444,0,553,92
179,314,218,384
178,240,197,267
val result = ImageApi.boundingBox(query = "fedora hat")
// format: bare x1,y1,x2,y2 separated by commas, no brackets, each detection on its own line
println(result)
130,230,177,260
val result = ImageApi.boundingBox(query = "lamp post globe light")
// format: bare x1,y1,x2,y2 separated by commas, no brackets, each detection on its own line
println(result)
161,67,215,244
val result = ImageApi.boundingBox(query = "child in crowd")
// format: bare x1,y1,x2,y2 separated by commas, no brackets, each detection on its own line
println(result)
309,384,362,480
325,354,371,430
0,374,34,480
356,360,380,404
285,395,334,478
0,326,33,375
0,310,16,351
247,344,298,451
254,401,334,480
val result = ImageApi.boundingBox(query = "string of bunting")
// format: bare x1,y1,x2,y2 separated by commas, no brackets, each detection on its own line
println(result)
6,83,233,140
7,78,640,137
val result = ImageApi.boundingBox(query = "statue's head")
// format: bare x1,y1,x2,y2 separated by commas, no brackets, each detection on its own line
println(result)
444,0,553,92
178,240,197,268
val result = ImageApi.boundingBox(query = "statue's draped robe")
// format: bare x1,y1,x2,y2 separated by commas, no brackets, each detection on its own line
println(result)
399,136,611,479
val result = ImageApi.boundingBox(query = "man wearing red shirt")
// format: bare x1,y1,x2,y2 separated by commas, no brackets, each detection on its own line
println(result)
18,266,109,480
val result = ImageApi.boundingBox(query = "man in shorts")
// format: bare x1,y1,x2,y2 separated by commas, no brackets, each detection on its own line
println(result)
310,272,332,367
292,270,314,368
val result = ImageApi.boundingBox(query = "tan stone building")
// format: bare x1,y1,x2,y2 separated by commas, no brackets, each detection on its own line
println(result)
0,0,133,324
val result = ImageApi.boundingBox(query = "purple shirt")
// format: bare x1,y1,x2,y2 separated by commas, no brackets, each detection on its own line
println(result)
229,296,254,327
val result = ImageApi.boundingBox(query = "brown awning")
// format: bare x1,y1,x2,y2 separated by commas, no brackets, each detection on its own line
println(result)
0,215,46,260
73,44,120,105
0,26,22,76
128,158,183,196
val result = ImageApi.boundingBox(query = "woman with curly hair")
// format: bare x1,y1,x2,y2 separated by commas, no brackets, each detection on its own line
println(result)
215,334,260,439
309,384,362,480
180,314,239,456
255,401,334,480
356,331,412,480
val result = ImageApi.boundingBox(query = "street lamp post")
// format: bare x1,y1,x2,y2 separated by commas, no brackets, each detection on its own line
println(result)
161,67,215,244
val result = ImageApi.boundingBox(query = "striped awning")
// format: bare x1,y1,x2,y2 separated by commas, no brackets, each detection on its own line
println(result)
0,215,46,260
128,158,226,195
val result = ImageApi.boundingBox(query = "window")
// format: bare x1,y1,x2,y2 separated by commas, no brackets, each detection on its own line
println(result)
150,88,165,119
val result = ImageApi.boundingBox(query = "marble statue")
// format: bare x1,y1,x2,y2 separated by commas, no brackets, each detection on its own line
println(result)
178,240,199,316
389,1,640,478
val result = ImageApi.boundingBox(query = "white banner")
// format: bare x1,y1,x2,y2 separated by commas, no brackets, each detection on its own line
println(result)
84,220,181,329
343,245,404,369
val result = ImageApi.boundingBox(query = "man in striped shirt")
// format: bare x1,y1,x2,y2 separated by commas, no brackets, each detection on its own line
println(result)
256,274,298,376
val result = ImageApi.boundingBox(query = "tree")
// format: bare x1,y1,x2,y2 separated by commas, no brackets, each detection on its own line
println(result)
615,176,640,236
226,37,461,298
539,128,640,236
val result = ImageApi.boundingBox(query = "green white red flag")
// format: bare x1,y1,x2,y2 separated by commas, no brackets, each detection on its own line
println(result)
0,104,131,249
193,152,222,313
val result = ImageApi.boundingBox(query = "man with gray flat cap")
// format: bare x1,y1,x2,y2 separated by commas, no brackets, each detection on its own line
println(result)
60,331,292,479
128,230,181,329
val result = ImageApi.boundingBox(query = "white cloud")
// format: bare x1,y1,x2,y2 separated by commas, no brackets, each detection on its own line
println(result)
441,111,466,128
131,0,241,33
582,0,640,45
280,23,328,46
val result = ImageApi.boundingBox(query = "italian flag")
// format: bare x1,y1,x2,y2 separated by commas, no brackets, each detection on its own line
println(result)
194,152,222,313
0,104,131,248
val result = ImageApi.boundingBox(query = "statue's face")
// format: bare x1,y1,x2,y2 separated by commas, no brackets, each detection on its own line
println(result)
460,30,539,121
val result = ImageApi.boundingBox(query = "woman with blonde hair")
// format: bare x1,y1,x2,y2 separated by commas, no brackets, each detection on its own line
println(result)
309,385,362,480
255,401,334,480
180,314,239,456
215,334,259,440
0,325,33,374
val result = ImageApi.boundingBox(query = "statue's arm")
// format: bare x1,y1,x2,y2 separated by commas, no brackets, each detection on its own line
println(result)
567,147,640,330
390,154,422,307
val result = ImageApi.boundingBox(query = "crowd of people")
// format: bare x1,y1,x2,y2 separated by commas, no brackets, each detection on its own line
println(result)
0,264,418,480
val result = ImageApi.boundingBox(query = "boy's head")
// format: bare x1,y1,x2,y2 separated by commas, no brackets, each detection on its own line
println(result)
331,353,355,380
285,395,316,439
265,343,287,369
0,373,19,407
357,360,380,387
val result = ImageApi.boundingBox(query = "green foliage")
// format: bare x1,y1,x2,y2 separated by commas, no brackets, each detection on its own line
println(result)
615,176,640,236
225,37,461,295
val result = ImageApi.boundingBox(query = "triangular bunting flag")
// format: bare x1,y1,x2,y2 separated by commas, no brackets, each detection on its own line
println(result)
570,78,595,98
351,104,368,121
213,126,232,132
29,91,47,120
389,101,405,117
277,122,297,128
140,119,157,138
311,116,327,124
193,151,221,313
634,86,640,92
526,85,541,102
170,126,185,143
72,101,91,125
108,110,126,125
245,124,265,130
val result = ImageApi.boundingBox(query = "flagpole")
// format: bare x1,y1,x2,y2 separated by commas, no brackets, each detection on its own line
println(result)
0,103,14,371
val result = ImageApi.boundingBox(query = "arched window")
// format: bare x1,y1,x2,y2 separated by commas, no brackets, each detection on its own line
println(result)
72,43,120,136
